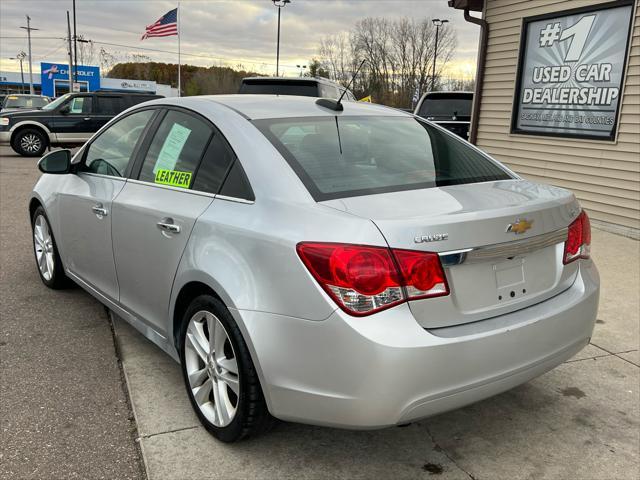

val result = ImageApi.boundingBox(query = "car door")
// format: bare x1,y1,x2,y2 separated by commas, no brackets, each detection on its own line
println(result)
111,108,217,333
57,108,157,301
53,95,95,143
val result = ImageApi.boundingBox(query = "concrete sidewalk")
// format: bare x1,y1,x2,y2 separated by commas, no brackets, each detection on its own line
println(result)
113,228,639,480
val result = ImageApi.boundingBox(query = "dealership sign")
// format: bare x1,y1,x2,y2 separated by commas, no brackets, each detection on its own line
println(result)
40,62,100,97
511,1,634,140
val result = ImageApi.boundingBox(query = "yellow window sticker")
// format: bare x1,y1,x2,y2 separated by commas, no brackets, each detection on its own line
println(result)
154,169,192,189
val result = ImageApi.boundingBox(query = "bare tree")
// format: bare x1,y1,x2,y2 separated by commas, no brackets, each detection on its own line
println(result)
316,17,457,107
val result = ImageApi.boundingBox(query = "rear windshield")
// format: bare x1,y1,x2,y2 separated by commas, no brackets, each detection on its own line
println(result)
418,95,472,118
3,95,49,109
255,116,512,201
239,80,318,97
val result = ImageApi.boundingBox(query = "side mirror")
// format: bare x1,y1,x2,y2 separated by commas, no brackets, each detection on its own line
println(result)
38,149,71,174
59,104,70,115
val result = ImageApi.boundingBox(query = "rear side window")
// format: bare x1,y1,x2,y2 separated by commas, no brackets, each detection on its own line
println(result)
255,116,512,201
191,134,235,194
319,84,339,99
137,110,212,189
218,161,254,201
96,96,124,115
127,95,159,107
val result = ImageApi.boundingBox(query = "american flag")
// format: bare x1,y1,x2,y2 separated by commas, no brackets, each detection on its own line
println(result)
141,8,178,40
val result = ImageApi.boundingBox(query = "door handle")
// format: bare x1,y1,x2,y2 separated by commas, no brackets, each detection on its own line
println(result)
91,204,108,218
157,218,181,234
83,117,91,121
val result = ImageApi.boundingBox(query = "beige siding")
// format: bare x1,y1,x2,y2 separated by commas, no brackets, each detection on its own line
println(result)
477,0,640,230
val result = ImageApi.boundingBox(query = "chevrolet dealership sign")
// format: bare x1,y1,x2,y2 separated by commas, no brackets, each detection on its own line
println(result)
512,2,634,140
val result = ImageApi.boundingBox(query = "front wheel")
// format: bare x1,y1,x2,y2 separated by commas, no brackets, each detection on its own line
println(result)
12,128,47,157
179,294,274,442
31,206,70,289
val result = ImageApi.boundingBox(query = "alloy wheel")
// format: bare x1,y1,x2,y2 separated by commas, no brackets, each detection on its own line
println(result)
184,310,240,427
20,133,42,154
33,214,55,281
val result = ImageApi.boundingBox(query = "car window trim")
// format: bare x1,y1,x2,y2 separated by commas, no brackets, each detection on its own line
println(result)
125,177,254,204
78,106,163,179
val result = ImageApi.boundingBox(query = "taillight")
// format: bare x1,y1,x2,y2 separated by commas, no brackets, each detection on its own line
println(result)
392,249,449,300
563,210,591,264
297,242,449,316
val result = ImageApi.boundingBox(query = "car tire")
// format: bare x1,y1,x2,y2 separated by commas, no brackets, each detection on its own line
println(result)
13,128,47,157
179,294,275,442
31,206,70,289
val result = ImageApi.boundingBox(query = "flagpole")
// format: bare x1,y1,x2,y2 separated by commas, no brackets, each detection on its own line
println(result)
177,2,181,97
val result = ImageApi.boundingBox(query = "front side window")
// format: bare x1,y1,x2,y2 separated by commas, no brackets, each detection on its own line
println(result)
255,116,512,201
69,96,92,114
42,94,71,111
138,110,212,189
83,109,155,177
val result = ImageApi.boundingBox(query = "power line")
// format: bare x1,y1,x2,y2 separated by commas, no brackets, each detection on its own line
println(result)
0,36,64,40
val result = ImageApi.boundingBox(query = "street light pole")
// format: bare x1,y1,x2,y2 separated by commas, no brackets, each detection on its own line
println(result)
20,15,38,95
431,18,448,92
73,0,78,83
272,0,291,77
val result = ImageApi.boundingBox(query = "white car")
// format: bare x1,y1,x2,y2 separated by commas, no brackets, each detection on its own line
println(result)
30,95,599,442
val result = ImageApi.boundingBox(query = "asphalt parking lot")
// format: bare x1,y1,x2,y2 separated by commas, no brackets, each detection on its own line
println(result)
1,145,638,480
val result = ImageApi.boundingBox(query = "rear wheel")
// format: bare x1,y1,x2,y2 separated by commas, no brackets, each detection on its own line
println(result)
31,206,69,289
13,128,47,157
179,294,274,442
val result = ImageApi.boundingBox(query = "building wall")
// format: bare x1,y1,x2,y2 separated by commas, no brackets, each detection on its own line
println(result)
477,0,639,232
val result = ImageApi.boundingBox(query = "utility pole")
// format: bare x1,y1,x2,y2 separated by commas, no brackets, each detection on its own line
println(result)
73,0,78,82
67,11,74,94
20,15,38,95
272,0,291,77
10,52,27,93
431,18,448,92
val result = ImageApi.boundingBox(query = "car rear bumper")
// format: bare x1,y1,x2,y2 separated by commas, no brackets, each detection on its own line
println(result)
235,260,599,429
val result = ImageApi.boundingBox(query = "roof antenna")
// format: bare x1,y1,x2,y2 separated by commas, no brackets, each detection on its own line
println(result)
316,59,366,112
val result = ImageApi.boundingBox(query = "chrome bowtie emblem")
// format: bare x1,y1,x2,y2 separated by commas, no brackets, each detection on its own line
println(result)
506,218,533,235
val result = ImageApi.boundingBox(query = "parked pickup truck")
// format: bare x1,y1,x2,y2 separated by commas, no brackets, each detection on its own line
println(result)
0,91,161,156
414,91,473,140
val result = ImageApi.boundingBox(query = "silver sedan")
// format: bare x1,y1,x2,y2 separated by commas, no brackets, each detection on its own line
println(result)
30,95,599,442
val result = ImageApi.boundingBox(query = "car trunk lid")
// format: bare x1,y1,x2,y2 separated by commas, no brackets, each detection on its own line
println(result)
321,179,581,328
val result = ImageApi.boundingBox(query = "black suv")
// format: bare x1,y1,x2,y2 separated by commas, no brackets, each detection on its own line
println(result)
414,91,473,140
0,91,162,156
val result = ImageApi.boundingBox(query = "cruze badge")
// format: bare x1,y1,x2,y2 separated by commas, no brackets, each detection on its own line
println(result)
506,218,533,234
414,233,449,243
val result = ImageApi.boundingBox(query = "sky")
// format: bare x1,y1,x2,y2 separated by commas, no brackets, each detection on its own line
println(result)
0,0,479,79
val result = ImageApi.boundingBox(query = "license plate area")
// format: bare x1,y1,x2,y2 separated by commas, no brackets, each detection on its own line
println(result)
494,258,527,301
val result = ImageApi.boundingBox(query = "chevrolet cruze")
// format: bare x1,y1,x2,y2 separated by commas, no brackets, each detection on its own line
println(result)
29,95,599,442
